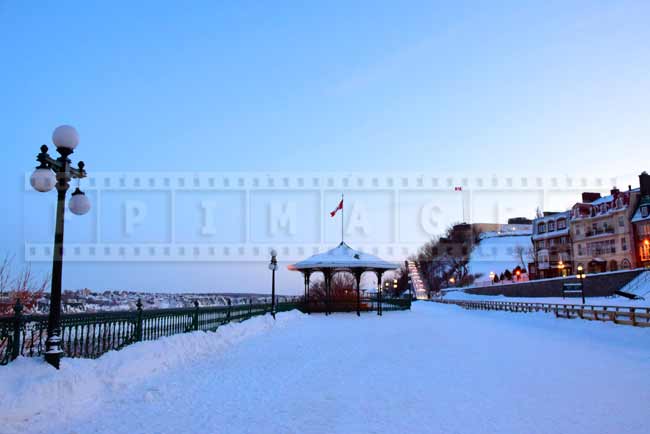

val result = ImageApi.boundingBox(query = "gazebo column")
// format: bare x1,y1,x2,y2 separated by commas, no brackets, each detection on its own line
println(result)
304,271,311,314
353,271,362,317
375,270,384,316
323,270,331,316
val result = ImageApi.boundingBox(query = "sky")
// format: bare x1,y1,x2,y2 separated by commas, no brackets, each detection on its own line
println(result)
1,1,649,294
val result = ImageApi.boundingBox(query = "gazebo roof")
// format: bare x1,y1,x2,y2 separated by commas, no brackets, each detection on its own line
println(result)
289,242,399,272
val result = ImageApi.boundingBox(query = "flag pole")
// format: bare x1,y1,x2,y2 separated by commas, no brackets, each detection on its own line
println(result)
341,193,344,244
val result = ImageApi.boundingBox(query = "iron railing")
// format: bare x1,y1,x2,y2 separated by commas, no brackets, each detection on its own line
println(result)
435,299,650,327
1,296,410,366
0,299,301,366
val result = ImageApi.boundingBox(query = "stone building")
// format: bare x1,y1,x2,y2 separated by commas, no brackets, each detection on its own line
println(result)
632,172,650,268
531,211,572,279
570,187,640,273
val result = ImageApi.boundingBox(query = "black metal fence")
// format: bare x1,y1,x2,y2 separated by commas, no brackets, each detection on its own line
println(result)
0,299,301,366
1,296,410,366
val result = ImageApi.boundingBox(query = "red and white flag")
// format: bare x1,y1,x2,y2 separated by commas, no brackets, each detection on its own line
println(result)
330,199,343,217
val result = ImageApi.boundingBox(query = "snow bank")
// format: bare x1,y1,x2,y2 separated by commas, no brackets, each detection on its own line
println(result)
0,310,304,431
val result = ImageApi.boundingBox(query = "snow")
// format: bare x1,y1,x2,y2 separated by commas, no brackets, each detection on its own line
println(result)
468,234,532,281
290,241,399,270
2,303,650,434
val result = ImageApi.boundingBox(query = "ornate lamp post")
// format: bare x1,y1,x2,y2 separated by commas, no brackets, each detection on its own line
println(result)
489,271,495,284
30,125,90,369
268,249,278,319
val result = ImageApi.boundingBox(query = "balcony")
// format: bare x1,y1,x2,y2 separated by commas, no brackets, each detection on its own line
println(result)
585,227,615,237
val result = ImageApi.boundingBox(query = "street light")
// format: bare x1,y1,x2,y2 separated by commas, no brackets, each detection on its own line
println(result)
576,264,586,304
449,277,455,286
558,260,565,277
489,271,495,284
31,125,89,369
268,248,278,319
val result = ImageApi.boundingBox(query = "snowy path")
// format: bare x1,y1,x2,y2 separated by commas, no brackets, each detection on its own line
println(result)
2,303,650,434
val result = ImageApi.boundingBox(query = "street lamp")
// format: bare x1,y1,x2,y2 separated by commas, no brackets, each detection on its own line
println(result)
31,125,89,369
449,277,455,286
558,260,565,277
576,264,586,304
489,271,495,284
268,249,278,319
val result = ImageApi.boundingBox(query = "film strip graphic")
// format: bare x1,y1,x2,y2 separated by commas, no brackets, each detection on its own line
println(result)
23,172,631,262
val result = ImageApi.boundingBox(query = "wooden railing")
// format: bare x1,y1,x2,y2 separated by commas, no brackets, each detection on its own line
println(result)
435,299,650,327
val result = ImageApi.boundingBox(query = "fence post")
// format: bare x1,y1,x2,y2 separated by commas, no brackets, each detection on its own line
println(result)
226,298,232,322
630,307,637,326
249,298,253,317
193,300,200,331
11,298,23,361
135,298,143,342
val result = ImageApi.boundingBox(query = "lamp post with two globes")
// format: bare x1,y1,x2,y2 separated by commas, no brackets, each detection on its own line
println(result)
30,125,91,369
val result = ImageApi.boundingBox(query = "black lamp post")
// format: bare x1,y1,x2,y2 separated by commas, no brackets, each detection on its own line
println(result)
268,249,278,319
30,125,90,369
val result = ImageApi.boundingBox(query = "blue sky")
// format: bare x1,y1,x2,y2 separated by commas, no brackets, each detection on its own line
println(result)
1,1,649,293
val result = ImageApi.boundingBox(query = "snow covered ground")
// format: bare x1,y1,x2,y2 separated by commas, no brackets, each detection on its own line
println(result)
2,303,650,434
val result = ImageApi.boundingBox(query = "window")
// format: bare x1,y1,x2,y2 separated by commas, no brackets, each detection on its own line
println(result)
537,222,546,233
621,237,627,251
642,206,649,218
640,223,650,236
618,216,625,227
578,244,584,256
557,219,567,230
641,241,650,262
576,225,581,235
548,221,556,232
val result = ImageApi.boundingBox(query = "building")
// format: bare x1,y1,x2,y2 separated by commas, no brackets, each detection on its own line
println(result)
570,187,640,274
531,211,572,279
632,172,650,268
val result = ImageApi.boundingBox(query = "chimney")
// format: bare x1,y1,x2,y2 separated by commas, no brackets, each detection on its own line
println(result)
640,171,650,197
582,192,601,203
610,186,620,196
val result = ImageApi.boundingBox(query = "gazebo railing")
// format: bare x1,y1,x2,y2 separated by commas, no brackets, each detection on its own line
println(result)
305,297,411,313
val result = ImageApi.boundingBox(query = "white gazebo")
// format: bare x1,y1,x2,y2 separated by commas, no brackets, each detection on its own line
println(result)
288,242,399,316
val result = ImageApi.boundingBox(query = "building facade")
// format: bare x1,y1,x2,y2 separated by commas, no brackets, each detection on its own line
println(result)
632,172,650,268
531,211,572,279
570,188,640,274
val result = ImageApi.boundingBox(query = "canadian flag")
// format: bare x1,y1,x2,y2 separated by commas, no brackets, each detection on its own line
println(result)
330,199,343,217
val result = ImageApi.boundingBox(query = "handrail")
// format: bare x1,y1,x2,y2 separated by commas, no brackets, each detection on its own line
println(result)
1,296,410,366
434,298,650,328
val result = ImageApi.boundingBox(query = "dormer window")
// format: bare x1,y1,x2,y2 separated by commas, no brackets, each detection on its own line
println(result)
642,206,649,218
548,221,555,232
557,218,567,230
537,222,546,233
